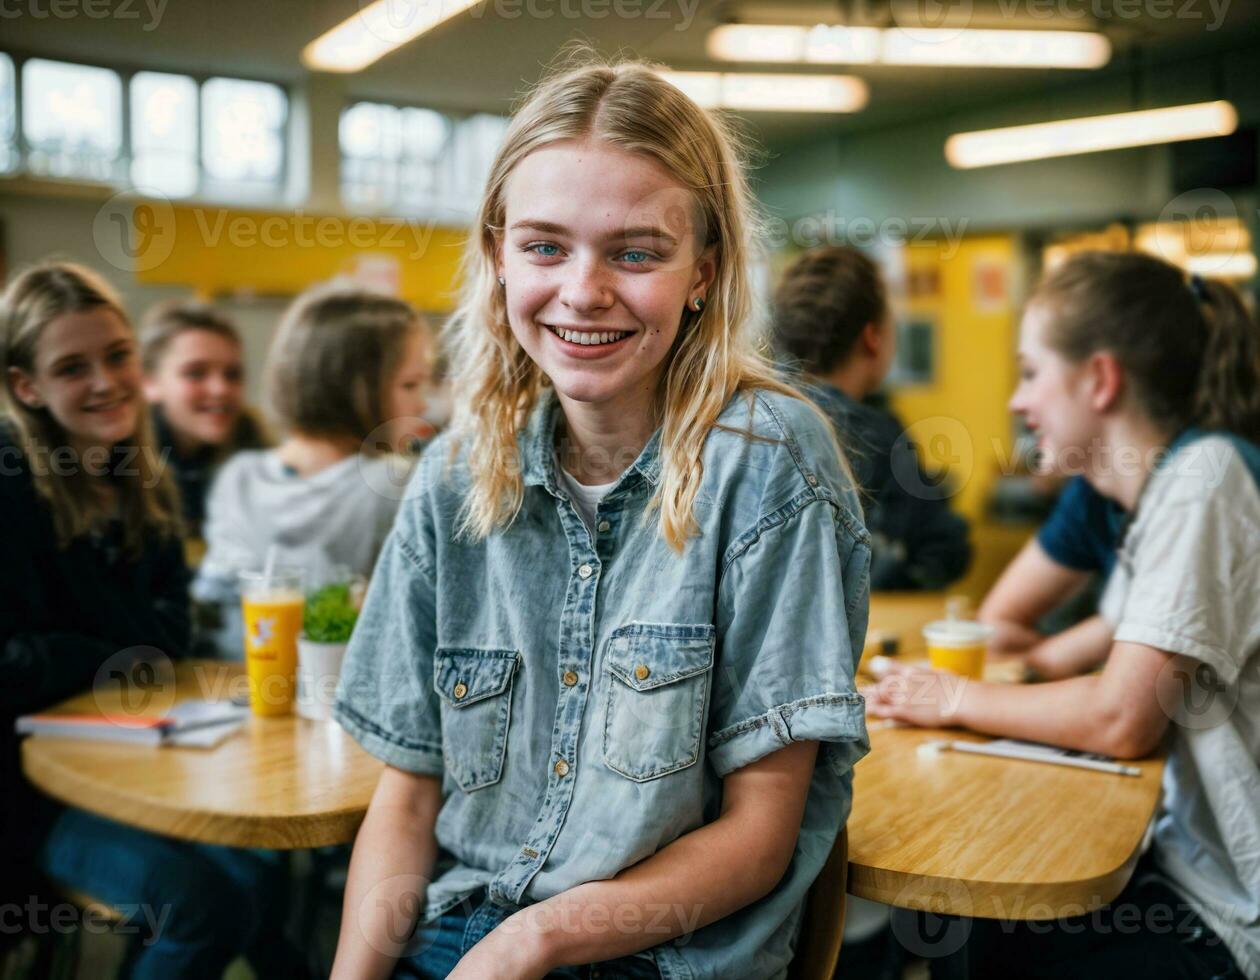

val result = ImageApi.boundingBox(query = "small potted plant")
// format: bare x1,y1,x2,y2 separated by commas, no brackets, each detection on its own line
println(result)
296,582,360,721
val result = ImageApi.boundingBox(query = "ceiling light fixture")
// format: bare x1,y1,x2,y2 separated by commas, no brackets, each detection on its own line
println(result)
945,100,1238,168
662,71,869,113
707,24,1110,70
303,0,481,73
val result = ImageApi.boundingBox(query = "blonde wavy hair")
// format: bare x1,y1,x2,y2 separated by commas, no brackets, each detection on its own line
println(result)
445,53,846,551
1,262,181,553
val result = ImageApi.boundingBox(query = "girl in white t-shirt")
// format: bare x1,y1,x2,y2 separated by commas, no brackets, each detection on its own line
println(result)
869,250,1260,979
193,284,432,658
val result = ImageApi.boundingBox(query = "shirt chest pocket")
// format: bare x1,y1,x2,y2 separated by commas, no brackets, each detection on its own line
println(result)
434,648,519,792
602,623,716,783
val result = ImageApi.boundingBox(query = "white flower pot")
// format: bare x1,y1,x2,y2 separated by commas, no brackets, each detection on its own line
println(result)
296,638,349,722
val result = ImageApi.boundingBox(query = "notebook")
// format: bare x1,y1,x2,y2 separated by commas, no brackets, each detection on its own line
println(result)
16,699,250,748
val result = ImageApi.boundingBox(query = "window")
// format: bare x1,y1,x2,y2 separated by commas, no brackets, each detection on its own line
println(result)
202,77,286,190
340,101,505,219
131,71,198,197
341,101,402,210
22,59,123,181
6,55,288,201
0,54,15,175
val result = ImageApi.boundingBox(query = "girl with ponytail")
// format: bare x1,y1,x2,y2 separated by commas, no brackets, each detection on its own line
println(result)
870,249,1260,979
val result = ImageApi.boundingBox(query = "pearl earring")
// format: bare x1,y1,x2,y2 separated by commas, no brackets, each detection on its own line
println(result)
497,275,505,286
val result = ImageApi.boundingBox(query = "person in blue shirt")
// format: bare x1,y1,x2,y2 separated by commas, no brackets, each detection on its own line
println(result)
979,475,1124,679
870,251,1260,979
772,245,971,590
330,56,871,980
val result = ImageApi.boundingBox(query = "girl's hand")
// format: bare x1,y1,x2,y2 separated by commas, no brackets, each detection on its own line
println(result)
445,916,552,980
866,661,972,728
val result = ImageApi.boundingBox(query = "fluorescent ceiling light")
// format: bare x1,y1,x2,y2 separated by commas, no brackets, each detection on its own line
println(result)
303,0,481,73
708,24,1110,69
662,71,868,113
945,101,1238,169
882,28,1109,67
1184,252,1257,279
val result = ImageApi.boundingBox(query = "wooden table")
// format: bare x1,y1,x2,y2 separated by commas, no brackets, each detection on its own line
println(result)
21,660,382,848
849,593,1165,920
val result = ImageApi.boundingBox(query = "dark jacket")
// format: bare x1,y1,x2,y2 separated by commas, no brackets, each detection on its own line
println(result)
808,382,972,590
1,427,190,910
151,406,269,535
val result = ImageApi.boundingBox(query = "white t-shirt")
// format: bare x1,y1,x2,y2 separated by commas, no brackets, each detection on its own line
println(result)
1099,433,1260,977
555,457,617,532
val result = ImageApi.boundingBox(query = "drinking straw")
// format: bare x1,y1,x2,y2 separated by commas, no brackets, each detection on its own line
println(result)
263,544,278,587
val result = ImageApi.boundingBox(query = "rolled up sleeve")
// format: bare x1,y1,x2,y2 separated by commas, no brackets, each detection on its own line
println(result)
334,468,444,776
708,491,871,779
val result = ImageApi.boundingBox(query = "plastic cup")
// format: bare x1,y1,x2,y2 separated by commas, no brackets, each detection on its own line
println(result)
239,569,304,717
922,620,994,680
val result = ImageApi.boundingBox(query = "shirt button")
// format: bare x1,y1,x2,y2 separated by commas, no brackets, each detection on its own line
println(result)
452,682,467,700
562,670,579,687
806,472,818,486
597,520,611,533
553,759,570,777
634,664,650,681
578,563,593,579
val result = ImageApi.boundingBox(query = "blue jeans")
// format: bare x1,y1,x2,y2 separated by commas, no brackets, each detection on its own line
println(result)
37,807,304,980
396,889,661,979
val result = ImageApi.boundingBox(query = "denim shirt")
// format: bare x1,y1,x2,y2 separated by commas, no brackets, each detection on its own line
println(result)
334,387,871,980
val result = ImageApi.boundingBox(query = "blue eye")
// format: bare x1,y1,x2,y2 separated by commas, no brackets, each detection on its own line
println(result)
526,242,560,257
621,250,651,264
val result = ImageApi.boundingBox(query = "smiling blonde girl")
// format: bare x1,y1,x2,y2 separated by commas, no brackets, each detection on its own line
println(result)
332,56,870,980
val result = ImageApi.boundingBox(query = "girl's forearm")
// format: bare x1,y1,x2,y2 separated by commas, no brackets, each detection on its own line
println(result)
956,673,1129,755
1025,615,1113,680
508,742,819,970
331,778,442,980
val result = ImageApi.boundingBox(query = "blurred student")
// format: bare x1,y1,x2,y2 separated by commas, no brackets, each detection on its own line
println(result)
0,262,303,979
192,284,430,659
773,245,970,590
329,57,870,980
869,251,1260,979
140,301,268,536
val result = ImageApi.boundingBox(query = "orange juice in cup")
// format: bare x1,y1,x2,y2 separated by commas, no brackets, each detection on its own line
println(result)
922,620,994,680
240,569,304,716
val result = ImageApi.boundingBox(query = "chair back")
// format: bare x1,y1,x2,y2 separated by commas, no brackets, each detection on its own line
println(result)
787,826,849,980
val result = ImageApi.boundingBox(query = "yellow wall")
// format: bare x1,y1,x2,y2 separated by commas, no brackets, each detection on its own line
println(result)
130,202,468,312
890,233,1019,525
889,233,1031,600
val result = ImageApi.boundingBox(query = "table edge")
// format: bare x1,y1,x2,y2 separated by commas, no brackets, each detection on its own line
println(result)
22,739,370,849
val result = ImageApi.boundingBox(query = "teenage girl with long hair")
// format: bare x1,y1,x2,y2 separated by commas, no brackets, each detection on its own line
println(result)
331,56,871,980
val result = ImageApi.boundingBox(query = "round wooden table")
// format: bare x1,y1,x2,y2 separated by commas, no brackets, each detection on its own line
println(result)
850,593,1165,919
21,660,382,848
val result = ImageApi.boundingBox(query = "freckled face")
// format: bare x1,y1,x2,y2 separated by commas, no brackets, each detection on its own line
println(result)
498,137,714,415
1009,303,1100,472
